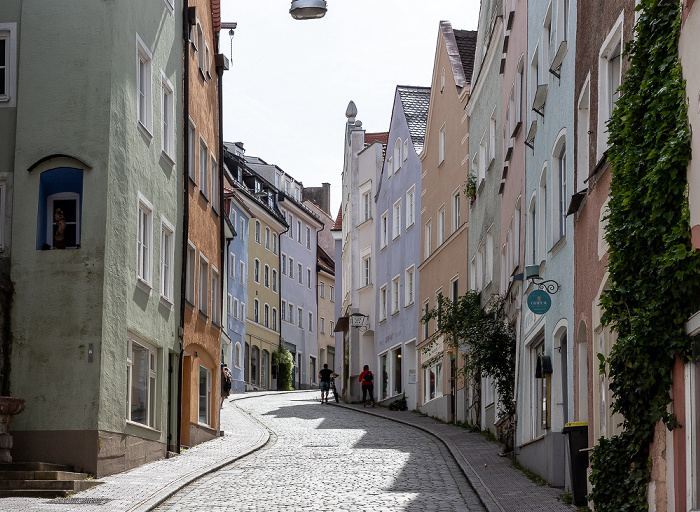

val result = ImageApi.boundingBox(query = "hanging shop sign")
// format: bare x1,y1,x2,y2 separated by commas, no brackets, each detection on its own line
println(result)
527,289,552,315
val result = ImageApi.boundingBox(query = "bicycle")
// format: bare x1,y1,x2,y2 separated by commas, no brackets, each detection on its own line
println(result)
329,375,340,403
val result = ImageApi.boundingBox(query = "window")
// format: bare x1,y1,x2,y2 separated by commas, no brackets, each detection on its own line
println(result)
196,22,205,75
486,228,494,286
307,268,312,289
239,261,245,285
265,228,270,250
405,266,415,306
320,317,326,333
205,43,211,80
362,190,372,222
211,154,218,212
476,241,484,291
272,269,278,293
451,278,459,303
254,259,260,283
240,218,245,242
272,233,278,255
298,263,303,284
198,365,211,425
241,303,246,321
478,131,487,183
438,124,446,164
424,359,443,402
394,138,402,172
577,79,591,192
288,214,294,238
281,300,287,321
161,72,174,162
289,258,294,279
255,220,261,244
380,285,388,321
136,35,153,134
199,254,209,316
264,303,269,328
137,194,154,287
489,110,497,162
264,264,270,288
188,119,196,182
543,5,553,70
425,220,432,259
423,300,430,339
392,276,400,314
452,191,460,232
298,307,303,328
438,207,445,246
381,211,389,248
330,321,335,333
39,167,83,250
538,167,547,258
199,138,209,200
282,254,287,275
533,341,550,437
362,254,371,287
529,197,537,264
233,297,239,319
330,286,335,302
387,156,393,177
211,267,220,325
555,139,567,240
598,14,624,161
470,255,477,291
127,333,158,428
406,186,415,228
556,0,570,48
319,282,325,298
229,253,236,279
235,343,241,368
254,299,260,323
288,303,294,324
160,217,174,303
272,308,278,331
306,227,311,250
297,221,302,244
0,23,17,106
308,312,313,332
186,241,196,303
393,200,401,240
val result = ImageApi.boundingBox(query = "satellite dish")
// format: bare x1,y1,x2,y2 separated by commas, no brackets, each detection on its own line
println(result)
290,0,327,20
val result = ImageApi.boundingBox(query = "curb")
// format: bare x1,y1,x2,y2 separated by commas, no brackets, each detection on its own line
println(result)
334,402,504,512
134,402,271,512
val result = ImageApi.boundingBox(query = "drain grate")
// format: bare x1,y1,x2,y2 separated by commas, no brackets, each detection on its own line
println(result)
47,498,112,505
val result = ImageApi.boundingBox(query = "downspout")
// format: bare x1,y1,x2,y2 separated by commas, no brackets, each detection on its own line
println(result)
177,0,191,455
216,27,225,436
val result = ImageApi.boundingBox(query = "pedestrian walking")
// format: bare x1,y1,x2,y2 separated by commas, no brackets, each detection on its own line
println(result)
359,364,375,407
318,364,337,403
220,364,232,408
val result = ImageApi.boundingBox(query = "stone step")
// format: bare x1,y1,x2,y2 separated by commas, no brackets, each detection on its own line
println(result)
0,489,71,498
0,470,91,481
0,462,73,472
0,478,101,494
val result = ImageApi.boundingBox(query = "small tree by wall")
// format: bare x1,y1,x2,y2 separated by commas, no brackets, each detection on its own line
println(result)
273,344,293,391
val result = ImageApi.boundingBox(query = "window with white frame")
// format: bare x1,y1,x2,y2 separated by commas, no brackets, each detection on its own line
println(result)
452,190,460,232
555,139,567,240
272,233,278,255
199,254,209,316
227,293,232,317
451,277,459,303
381,211,388,248
211,267,220,325
136,35,153,134
233,297,240,319
439,124,446,164
577,79,591,192
198,365,211,425
187,119,196,182
330,285,335,302
281,300,287,321
362,189,372,222
281,254,287,275
486,228,494,286
362,253,371,287
478,132,487,183
543,5,553,70
186,241,196,303
205,43,211,80
229,252,235,279
127,332,158,428
406,186,415,227
555,0,570,49
319,281,325,298
597,15,623,161
160,217,174,303
438,207,445,246
470,255,477,291
289,258,294,279
288,214,294,238
403,139,409,161
307,268,311,289
514,200,521,269
538,167,547,257
298,263,303,284
161,72,174,162
196,22,205,75
199,138,209,200
393,200,401,240
517,58,525,126
264,303,269,328
405,266,415,306
265,227,270,250
392,276,400,314
298,307,303,328
288,302,294,324
424,358,443,402
320,317,325,333
234,343,241,368
529,196,537,265
476,241,484,291
423,300,430,339
241,303,245,321
253,299,260,323
272,307,278,331
306,227,311,250
380,284,388,321
308,311,313,332
0,24,17,107
254,259,260,283
240,218,245,242
297,221,302,244
264,264,270,288
272,269,278,293
211,154,218,212
239,261,245,285
330,320,335,333
425,219,432,259
489,110,497,162
387,156,393,177
253,220,261,244
394,138,402,172
137,194,153,287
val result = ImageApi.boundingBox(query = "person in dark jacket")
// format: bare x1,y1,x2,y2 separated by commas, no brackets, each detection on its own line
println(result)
359,364,375,407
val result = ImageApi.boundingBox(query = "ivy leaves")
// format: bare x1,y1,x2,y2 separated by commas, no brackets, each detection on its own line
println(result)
591,1,699,509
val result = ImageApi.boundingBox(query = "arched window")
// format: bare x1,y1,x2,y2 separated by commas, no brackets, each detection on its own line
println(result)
272,233,278,255
254,298,259,323
235,342,242,369
264,264,270,288
272,269,278,292
265,227,270,250
254,259,260,283
264,303,269,327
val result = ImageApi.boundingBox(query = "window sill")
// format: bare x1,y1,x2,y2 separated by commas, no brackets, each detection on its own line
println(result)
405,301,415,309
188,174,197,187
392,234,400,242
137,121,153,140
185,298,195,311
199,190,210,203
159,295,174,310
126,420,161,435
391,311,400,317
212,320,221,329
161,149,176,167
549,235,567,257
198,310,209,321
406,222,415,231
380,244,388,252
136,278,153,294
357,218,373,229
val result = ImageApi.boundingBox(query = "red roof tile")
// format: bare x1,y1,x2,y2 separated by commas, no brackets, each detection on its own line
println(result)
332,206,342,230
212,0,221,32
365,132,389,146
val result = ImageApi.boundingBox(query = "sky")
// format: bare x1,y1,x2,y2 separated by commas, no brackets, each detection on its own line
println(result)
220,1,482,217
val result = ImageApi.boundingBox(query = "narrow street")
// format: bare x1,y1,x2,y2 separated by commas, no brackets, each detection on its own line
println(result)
154,392,484,512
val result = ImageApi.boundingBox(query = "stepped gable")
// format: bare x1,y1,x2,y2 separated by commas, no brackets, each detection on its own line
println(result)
397,85,431,153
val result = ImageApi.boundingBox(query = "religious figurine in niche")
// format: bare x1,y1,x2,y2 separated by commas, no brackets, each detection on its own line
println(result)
54,207,66,249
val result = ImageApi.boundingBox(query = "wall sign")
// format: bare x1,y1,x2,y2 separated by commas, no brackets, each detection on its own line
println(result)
527,290,552,315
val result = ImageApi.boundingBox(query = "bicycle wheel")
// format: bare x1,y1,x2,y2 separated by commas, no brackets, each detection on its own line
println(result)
333,386,339,403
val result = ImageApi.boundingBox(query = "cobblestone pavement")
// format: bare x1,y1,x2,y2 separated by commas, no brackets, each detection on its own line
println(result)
154,391,485,512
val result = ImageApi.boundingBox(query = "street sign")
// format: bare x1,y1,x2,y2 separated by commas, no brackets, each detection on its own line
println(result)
527,290,552,315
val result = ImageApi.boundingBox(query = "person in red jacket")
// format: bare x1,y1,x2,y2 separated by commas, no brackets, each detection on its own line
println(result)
359,365,375,407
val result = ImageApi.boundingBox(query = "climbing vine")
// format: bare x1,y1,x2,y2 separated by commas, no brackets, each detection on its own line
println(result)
590,1,700,510
422,292,516,448
272,344,294,391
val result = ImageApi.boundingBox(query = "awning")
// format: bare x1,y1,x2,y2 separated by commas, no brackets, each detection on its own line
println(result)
535,355,553,378
334,316,349,332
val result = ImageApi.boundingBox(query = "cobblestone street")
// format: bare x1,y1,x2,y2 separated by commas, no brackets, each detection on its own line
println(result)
154,391,484,512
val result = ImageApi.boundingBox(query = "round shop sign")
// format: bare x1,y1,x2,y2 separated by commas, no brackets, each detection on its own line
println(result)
527,290,552,315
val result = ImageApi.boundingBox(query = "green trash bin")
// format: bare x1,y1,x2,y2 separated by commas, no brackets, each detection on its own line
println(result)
562,422,589,506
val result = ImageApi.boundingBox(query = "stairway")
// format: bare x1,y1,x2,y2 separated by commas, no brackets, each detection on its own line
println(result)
0,462,102,498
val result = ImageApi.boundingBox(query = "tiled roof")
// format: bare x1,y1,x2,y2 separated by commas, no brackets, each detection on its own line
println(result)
212,0,221,32
365,132,389,146
332,206,342,231
454,29,478,85
397,85,431,153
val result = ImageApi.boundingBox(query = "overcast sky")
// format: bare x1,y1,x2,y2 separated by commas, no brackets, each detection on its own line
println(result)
220,1,482,217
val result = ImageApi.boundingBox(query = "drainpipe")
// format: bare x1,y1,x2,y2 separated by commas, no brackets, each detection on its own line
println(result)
177,0,192,455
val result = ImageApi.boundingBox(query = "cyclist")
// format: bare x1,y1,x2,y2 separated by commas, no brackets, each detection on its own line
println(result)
318,364,337,404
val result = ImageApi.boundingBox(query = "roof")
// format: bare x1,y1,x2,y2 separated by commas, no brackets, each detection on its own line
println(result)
331,206,342,231
454,29,478,85
317,246,335,275
397,86,431,153
364,132,389,146
212,0,221,32
441,21,477,90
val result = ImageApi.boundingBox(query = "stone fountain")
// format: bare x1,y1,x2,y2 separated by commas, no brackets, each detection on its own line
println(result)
0,397,25,462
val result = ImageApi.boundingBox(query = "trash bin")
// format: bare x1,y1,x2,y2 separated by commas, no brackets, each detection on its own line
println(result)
562,422,589,506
